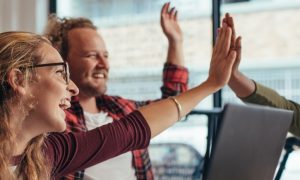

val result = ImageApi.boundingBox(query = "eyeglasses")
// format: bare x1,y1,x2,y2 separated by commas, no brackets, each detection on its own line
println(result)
30,62,70,85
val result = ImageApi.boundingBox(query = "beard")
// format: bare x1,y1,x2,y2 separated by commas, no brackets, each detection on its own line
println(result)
78,81,107,97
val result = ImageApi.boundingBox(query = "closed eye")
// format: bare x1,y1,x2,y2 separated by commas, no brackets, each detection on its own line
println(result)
56,69,65,76
86,53,97,58
104,52,109,59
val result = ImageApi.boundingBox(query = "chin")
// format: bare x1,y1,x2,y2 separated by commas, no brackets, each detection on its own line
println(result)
58,126,67,132
82,84,107,97
53,112,67,132
55,123,67,132
97,84,107,95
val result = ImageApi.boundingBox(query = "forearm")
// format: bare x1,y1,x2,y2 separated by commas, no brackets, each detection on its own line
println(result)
228,71,255,98
166,40,184,66
48,112,151,177
144,16,234,138
139,80,218,138
240,82,300,137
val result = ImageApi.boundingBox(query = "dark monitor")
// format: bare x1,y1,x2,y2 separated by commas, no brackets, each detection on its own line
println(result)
203,103,293,180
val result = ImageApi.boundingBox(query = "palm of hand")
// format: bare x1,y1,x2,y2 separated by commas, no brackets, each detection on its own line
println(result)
161,18,183,42
208,26,236,88
160,2,183,42
209,54,233,88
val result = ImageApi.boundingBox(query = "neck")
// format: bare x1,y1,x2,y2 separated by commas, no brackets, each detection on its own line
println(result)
10,111,34,155
78,93,100,114
15,131,33,155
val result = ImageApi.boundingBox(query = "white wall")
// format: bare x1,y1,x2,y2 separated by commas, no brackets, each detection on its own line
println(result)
0,0,48,33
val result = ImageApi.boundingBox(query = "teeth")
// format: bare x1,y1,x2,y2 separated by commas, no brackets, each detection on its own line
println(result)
93,73,105,78
59,99,71,109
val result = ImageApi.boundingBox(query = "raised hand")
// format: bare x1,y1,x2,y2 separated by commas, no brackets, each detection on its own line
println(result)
208,23,237,89
222,13,242,77
160,2,183,43
160,2,185,66
222,13,255,97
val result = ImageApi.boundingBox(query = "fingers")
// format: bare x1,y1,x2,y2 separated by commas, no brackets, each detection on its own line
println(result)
213,26,224,55
210,13,240,87
212,28,221,55
214,13,239,59
161,2,170,24
228,16,236,50
214,23,231,56
226,50,237,68
222,13,236,50
161,2,170,16
174,11,178,21
223,26,232,57
225,13,236,49
215,28,221,45
213,25,236,67
161,2,177,20
160,2,182,42
170,7,177,20
235,36,242,62
227,13,235,33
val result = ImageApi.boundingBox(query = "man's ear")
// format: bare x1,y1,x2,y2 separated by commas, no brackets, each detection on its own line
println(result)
7,68,27,95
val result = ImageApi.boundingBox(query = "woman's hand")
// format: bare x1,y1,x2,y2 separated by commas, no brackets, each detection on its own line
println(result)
207,23,237,90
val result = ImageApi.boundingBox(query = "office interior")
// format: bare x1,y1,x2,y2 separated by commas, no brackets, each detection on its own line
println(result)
1,0,300,179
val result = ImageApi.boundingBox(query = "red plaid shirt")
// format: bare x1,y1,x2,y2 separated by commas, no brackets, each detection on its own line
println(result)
60,63,188,180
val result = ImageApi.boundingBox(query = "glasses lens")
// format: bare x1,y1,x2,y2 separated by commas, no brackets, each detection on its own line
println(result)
32,62,70,85
65,62,70,85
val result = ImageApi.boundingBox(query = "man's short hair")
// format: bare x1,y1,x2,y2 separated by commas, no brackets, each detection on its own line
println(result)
44,14,97,60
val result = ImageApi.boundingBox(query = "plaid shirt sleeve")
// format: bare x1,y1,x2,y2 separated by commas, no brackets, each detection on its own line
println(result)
134,63,189,107
161,63,189,98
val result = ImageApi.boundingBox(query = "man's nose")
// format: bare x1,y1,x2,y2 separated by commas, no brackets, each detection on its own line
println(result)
97,56,109,70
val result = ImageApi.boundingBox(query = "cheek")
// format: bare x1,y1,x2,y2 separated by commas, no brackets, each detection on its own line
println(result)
40,87,66,130
70,62,94,79
70,58,93,71
38,80,66,105
37,86,64,112
30,72,67,128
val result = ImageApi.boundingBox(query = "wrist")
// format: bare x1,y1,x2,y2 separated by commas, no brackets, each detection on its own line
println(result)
229,71,242,84
202,79,222,93
168,38,183,45
228,71,256,98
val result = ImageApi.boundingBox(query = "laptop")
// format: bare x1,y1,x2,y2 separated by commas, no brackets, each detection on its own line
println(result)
203,103,293,180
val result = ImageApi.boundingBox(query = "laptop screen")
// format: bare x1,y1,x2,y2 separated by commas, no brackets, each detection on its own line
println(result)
203,103,293,180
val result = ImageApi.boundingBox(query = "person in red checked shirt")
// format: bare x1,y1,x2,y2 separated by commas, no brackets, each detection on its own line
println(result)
45,2,188,180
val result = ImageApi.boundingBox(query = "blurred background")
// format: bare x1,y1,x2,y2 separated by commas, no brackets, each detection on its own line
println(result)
1,0,300,179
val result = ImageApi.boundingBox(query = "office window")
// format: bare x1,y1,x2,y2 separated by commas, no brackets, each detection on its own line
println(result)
221,0,300,104
221,1,300,178
56,0,300,178
57,0,214,162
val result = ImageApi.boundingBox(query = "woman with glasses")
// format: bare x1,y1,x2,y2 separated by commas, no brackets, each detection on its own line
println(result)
0,23,237,179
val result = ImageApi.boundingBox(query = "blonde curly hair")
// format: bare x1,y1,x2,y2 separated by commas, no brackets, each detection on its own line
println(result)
0,31,50,180
44,14,97,60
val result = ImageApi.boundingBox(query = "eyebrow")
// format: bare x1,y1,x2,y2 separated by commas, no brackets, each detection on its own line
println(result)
33,62,65,67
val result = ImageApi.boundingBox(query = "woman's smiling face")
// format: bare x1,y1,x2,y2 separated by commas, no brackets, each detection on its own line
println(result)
25,42,79,134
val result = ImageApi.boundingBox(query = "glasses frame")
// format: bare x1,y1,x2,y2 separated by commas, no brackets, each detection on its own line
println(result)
30,62,70,85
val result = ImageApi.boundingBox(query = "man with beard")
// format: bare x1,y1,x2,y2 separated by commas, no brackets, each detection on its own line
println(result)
45,2,188,180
